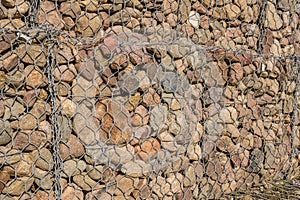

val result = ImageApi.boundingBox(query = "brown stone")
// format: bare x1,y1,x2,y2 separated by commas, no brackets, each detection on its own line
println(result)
96,99,132,144
1,52,18,71
99,35,119,57
38,1,64,29
0,33,16,54
59,1,81,18
162,0,178,15
59,134,85,160
0,170,10,192
264,2,283,30
142,88,160,107
216,136,236,152
131,105,149,127
13,130,46,151
76,12,105,37
225,4,241,20
137,138,160,161
54,64,76,83
19,113,38,130
3,177,34,196
25,67,47,88
73,173,104,191
62,185,84,200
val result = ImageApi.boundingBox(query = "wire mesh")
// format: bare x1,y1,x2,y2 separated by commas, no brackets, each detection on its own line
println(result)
0,0,300,199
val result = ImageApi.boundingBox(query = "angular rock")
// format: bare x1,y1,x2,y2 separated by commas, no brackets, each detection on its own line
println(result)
38,1,64,29
3,177,34,196
59,134,85,159
34,168,53,190
149,104,167,132
73,173,104,191
13,130,46,151
121,160,151,178
0,170,9,192
63,159,86,177
0,120,12,145
59,1,81,18
265,2,283,30
34,148,54,171
62,185,84,200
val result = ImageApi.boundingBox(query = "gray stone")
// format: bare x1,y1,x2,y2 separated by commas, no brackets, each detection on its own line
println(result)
86,144,134,167
57,116,72,143
149,104,168,132
159,72,190,95
121,160,151,177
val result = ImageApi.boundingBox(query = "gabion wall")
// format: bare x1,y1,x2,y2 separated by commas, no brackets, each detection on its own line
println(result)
0,0,300,199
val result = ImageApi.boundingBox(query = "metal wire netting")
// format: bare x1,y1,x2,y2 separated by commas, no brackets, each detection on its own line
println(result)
0,0,300,199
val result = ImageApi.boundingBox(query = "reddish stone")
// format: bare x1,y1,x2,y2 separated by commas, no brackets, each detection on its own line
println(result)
99,35,118,57
142,88,161,107
138,138,160,161
59,134,85,160
13,131,47,151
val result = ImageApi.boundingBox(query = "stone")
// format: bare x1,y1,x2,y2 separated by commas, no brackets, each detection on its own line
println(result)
160,72,190,95
167,38,191,58
13,130,47,151
9,70,25,87
178,0,191,23
121,160,151,178
2,0,15,8
188,11,201,28
166,173,184,194
118,73,140,95
137,138,160,161
162,0,178,15
59,134,85,159
183,165,196,187
0,19,25,29
71,76,98,101
95,99,132,144
61,98,76,117
225,4,241,20
34,168,53,190
131,105,150,127
149,104,167,132
0,33,16,54
265,2,283,30
0,100,4,117
62,185,84,200
63,159,86,177
73,173,104,191
25,67,47,88
38,1,64,29
34,148,54,171
7,1,30,18
76,12,105,36
86,144,134,166
59,1,81,18
19,113,38,130
0,120,12,145
57,116,72,143
219,107,238,123
1,52,18,71
202,62,226,87
0,170,9,192
3,177,34,196
54,41,76,64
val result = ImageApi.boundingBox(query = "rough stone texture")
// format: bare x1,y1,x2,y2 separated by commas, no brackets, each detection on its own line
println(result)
0,0,299,199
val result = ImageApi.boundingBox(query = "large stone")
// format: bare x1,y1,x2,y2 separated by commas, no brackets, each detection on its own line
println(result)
0,170,10,192
1,52,18,71
0,33,16,54
73,173,104,191
178,0,191,23
59,1,81,18
3,177,34,196
121,160,151,178
19,113,38,130
76,12,105,36
149,104,168,133
59,134,85,159
264,2,283,30
86,144,134,166
62,185,84,200
34,148,54,171
53,42,76,64
0,120,12,145
71,76,98,101
34,168,53,190
54,64,77,83
63,159,86,177
38,1,64,29
95,99,132,144
13,130,47,151
61,98,76,117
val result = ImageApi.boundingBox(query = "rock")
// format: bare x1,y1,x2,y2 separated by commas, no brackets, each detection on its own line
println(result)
142,88,160,107
34,148,54,171
54,41,76,64
7,1,30,18
0,33,16,54
137,138,160,161
159,72,190,95
1,52,18,71
183,165,196,187
63,159,86,177
75,60,96,81
219,107,238,123
13,130,46,151
188,11,201,28
62,185,84,200
34,168,53,190
3,177,34,196
225,4,241,20
0,170,9,192
38,1,64,29
0,19,25,29
216,136,236,152
59,1,81,18
167,38,191,58
162,0,178,15
25,67,47,88
19,113,38,130
265,2,283,30
131,105,150,127
178,0,191,23
95,99,132,144
71,76,98,101
61,98,76,117
86,144,134,166
73,173,104,191
118,73,140,95
116,175,135,195
0,120,12,145
202,62,226,87
166,173,184,194
5,98,25,118
9,70,25,87
2,0,15,8
149,104,167,132
57,115,72,143
121,160,151,177
192,29,211,45
76,12,105,36
59,134,85,159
